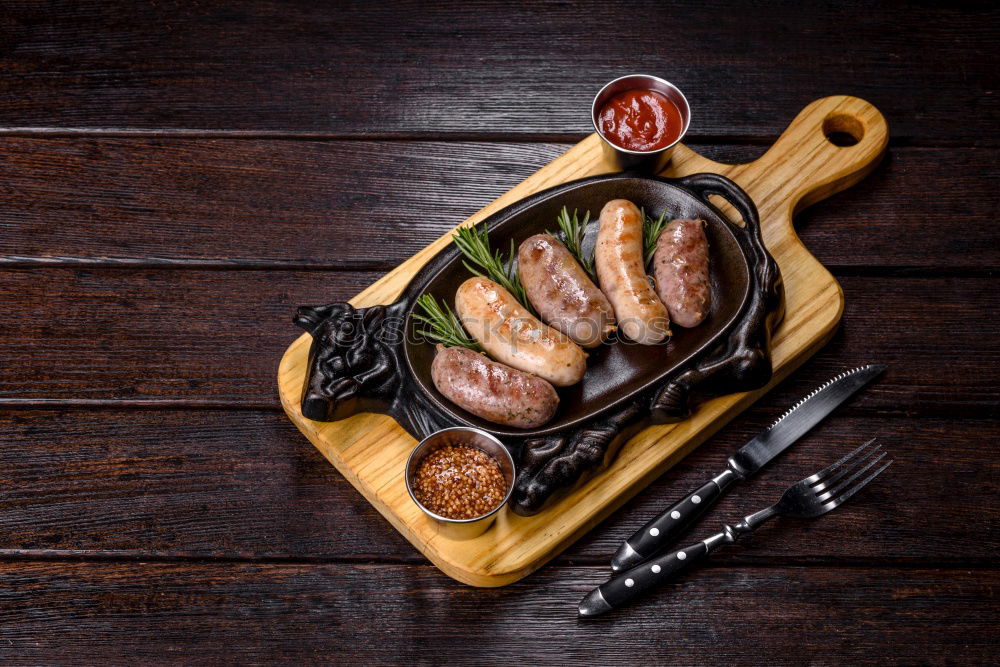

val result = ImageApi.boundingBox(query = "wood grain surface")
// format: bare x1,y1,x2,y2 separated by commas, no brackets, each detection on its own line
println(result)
0,563,995,663
1,2,996,144
1,140,996,270
1,0,997,661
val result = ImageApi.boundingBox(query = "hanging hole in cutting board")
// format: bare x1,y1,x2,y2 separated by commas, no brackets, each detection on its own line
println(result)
823,113,864,147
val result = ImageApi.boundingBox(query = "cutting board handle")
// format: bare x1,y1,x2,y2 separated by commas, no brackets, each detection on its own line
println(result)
739,95,889,217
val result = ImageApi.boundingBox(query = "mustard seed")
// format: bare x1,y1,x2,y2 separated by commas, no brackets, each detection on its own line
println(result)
412,444,506,520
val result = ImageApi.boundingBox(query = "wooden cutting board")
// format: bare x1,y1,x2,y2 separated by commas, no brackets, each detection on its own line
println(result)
276,95,887,587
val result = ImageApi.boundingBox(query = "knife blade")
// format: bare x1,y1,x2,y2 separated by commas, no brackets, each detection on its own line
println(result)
609,364,887,572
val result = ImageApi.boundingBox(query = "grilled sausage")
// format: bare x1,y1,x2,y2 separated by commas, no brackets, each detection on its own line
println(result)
455,276,587,387
518,233,616,348
430,344,558,428
652,218,712,328
595,199,671,344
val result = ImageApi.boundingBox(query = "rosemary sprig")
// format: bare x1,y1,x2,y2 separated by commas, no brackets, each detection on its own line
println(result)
452,223,531,310
642,207,670,265
412,293,482,352
552,206,596,279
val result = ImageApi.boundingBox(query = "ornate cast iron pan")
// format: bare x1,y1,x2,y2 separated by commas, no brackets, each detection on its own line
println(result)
293,172,784,515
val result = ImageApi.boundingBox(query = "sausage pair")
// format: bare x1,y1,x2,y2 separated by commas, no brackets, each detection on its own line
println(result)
595,199,712,341
431,274,584,429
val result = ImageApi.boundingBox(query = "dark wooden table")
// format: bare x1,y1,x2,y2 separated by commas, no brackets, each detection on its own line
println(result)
2,1,997,663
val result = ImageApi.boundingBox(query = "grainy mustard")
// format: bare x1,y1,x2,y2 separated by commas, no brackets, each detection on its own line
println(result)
412,445,506,520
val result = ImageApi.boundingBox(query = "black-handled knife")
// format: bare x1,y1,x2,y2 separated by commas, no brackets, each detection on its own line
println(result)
609,364,887,572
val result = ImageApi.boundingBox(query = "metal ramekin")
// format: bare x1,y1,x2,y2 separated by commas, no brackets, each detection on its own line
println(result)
591,74,692,174
405,427,516,540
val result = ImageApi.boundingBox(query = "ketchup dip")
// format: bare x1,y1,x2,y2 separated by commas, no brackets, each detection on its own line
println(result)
597,88,684,152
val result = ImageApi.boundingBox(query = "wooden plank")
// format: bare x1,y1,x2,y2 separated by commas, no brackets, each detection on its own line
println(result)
0,562,996,663
0,2,995,144
0,268,995,413
1,138,996,270
276,96,892,585
0,269,378,405
0,409,995,564
0,138,565,269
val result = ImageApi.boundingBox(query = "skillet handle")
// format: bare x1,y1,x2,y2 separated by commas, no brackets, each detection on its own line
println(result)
674,172,761,237
294,297,448,438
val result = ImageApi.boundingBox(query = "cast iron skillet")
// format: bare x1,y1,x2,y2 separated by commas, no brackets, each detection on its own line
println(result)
294,172,783,514
404,176,750,438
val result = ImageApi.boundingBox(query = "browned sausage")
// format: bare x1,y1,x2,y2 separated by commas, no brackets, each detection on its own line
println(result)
430,344,559,428
518,233,616,348
595,199,671,344
652,218,711,328
455,276,587,387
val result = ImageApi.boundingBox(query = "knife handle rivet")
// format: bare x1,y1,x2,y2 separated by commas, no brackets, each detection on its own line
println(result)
677,551,687,560
651,564,661,573
625,578,635,587
692,495,702,504
670,510,681,519
649,527,659,536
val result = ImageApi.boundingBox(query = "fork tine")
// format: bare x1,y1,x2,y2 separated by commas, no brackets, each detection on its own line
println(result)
816,450,888,503
812,443,883,495
803,438,877,486
821,459,893,512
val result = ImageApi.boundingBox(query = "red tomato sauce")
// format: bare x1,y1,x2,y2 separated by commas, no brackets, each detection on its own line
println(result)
597,89,683,152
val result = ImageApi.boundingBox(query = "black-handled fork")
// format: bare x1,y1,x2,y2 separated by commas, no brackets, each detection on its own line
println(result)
580,438,892,617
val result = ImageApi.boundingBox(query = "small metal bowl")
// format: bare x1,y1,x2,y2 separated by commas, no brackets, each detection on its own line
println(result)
591,73,692,174
405,427,516,540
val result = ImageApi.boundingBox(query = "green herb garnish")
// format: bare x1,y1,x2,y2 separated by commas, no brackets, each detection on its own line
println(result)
552,206,596,279
452,223,531,311
412,293,482,352
642,207,670,265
